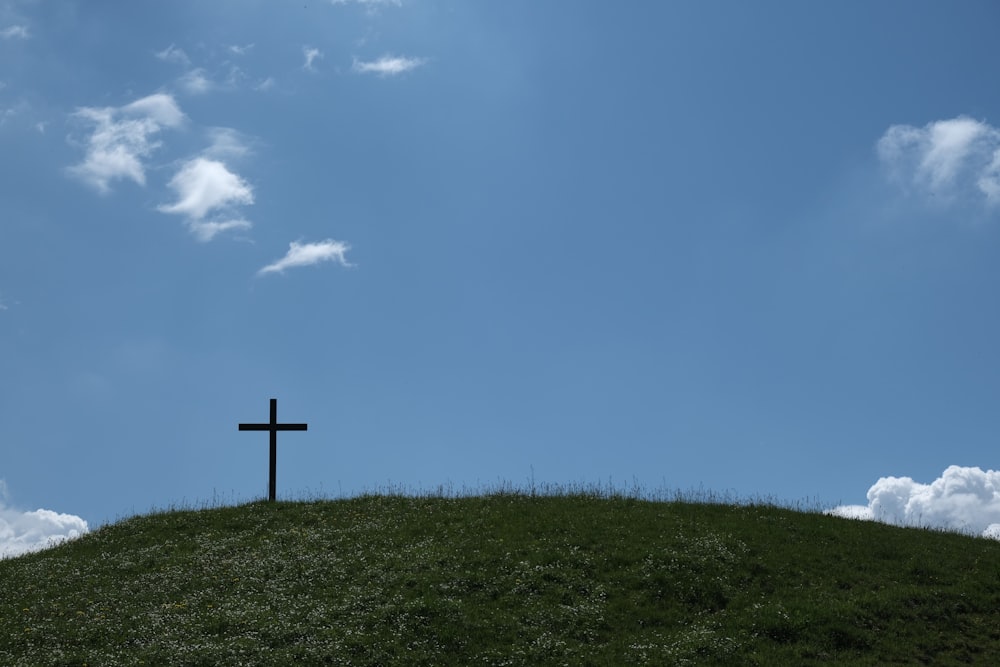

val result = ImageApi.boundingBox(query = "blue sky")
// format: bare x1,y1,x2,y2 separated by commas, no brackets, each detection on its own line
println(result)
4,0,1000,553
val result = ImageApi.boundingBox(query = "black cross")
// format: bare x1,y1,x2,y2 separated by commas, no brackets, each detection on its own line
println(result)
238,398,308,501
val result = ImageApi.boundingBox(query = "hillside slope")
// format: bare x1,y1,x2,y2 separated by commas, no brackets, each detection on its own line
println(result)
2,494,1000,665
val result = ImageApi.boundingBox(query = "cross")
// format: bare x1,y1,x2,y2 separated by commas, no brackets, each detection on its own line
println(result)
238,398,308,501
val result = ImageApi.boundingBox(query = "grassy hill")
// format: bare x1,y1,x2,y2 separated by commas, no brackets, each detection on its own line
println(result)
2,493,1000,665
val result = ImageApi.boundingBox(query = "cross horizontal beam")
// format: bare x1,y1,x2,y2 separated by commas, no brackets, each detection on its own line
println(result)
239,423,308,431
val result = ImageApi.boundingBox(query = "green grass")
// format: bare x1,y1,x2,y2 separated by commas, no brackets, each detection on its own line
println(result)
3,491,1000,665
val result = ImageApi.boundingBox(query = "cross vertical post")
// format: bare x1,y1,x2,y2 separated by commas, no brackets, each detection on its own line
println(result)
238,398,309,501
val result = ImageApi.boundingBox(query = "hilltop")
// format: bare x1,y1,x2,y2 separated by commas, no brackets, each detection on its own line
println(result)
2,494,999,665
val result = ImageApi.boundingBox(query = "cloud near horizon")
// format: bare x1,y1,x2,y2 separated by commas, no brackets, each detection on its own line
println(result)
0,482,89,559
68,93,185,193
352,55,425,77
828,466,1000,539
878,116,1000,209
258,239,352,275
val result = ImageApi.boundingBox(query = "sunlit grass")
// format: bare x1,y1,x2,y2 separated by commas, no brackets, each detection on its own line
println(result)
2,486,1000,665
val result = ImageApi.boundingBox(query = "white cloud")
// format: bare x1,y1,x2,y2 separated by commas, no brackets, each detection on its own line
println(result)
0,25,29,39
352,54,425,77
122,93,185,127
0,98,25,126
154,43,190,65
0,290,16,311
224,65,247,89
178,68,213,95
826,504,873,521
159,157,253,220
303,46,323,71
0,483,88,559
331,0,402,12
877,116,1000,207
158,154,255,242
70,93,254,242
204,127,252,159
828,465,1000,539
979,149,1000,205
229,43,254,56
258,239,352,275
68,93,185,194
255,77,276,92
188,218,252,242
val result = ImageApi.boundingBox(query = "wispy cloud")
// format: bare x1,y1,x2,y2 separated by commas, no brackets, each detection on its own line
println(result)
204,127,253,159
878,116,1000,208
188,218,253,242
0,481,89,559
331,0,402,12
0,106,17,126
157,45,250,94
154,43,190,65
352,54,425,77
0,25,29,40
828,465,1000,539
69,92,254,242
229,43,255,56
981,149,1000,204
123,93,186,127
303,46,323,71
254,77,276,92
258,239,352,275
0,289,19,311
68,93,185,194
178,68,213,95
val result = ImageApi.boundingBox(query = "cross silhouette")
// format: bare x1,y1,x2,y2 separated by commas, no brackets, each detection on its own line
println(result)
238,398,308,501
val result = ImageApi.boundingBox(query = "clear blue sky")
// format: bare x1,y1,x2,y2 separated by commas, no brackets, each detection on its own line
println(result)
4,1,1000,549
